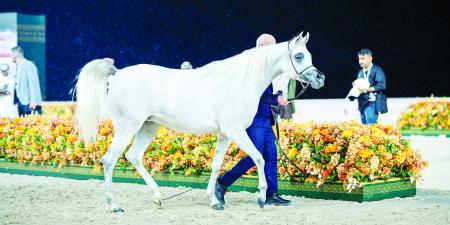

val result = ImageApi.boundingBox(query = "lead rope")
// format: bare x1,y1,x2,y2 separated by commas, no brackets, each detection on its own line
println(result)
162,157,230,201
272,104,306,181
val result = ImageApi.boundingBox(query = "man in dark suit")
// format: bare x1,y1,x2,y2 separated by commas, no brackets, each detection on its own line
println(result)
356,48,387,124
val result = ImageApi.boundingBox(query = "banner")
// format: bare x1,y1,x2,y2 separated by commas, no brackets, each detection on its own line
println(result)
0,29,17,75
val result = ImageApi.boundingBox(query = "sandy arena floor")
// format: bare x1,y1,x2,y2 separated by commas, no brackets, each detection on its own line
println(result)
1,135,449,225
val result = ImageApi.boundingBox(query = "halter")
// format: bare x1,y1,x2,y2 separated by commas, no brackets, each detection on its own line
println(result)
286,40,312,101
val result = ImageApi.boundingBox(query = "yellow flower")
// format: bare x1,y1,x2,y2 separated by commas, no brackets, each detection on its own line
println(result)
324,144,338,154
93,164,102,173
288,148,298,159
27,127,38,135
174,151,183,159
395,152,407,165
313,129,321,136
158,155,166,162
99,127,110,136
357,148,372,159
358,135,372,146
305,177,318,183
73,149,81,158
342,130,353,139
371,127,384,136
378,145,387,153
7,141,16,149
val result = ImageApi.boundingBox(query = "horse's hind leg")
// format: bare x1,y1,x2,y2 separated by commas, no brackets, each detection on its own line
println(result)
124,121,162,207
102,119,141,212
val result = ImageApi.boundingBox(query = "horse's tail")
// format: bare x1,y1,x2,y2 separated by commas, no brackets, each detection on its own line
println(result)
76,59,117,143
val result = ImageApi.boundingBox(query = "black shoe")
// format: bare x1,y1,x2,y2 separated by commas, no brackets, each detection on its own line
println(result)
265,193,291,206
215,179,227,205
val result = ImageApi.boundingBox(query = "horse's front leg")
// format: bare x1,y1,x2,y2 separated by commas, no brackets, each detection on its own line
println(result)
206,135,231,210
223,128,267,208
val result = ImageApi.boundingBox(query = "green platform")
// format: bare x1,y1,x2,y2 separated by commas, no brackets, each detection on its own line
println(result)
401,128,450,137
0,160,415,202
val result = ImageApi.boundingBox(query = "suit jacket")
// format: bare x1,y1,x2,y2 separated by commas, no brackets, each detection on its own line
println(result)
251,84,278,128
357,64,386,111
15,59,43,105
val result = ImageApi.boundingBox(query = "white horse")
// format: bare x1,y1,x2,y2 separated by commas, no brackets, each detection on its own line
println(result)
76,32,325,212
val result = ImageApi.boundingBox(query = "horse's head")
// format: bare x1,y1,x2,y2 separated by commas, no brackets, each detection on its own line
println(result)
281,32,325,89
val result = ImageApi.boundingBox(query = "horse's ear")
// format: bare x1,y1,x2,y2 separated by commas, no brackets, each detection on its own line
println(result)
294,32,309,45
303,32,310,45
294,32,304,45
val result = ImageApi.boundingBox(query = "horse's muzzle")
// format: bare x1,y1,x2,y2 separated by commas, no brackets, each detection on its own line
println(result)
309,69,325,89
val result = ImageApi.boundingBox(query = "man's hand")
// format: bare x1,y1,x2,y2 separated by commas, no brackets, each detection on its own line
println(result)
277,96,289,106
0,91,11,96
357,87,368,93
358,87,376,93
30,103,37,110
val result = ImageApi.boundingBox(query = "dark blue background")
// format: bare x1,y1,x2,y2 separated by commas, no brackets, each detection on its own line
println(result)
1,0,449,100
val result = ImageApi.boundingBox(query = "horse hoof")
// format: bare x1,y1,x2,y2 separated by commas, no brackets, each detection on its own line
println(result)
211,203,224,210
153,199,162,208
257,198,265,209
112,207,125,213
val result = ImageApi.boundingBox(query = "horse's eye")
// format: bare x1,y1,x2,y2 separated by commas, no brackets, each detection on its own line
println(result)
295,53,304,61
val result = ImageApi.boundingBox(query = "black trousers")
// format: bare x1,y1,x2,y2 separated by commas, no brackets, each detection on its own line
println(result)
14,91,42,117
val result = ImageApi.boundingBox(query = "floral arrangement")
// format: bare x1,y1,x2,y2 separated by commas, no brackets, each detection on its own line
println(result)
42,102,77,120
0,114,427,189
0,115,246,175
277,121,427,190
397,99,449,130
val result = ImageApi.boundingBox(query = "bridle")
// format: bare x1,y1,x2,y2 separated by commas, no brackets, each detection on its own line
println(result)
286,39,313,101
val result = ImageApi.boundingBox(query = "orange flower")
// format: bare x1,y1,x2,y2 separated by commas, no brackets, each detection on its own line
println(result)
320,129,330,136
322,169,333,177
236,150,246,158
361,167,370,175
324,135,335,142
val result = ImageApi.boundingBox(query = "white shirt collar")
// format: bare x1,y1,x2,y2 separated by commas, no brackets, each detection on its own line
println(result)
362,64,373,78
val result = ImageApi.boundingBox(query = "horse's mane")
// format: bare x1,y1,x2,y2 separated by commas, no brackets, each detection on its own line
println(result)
194,45,274,85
